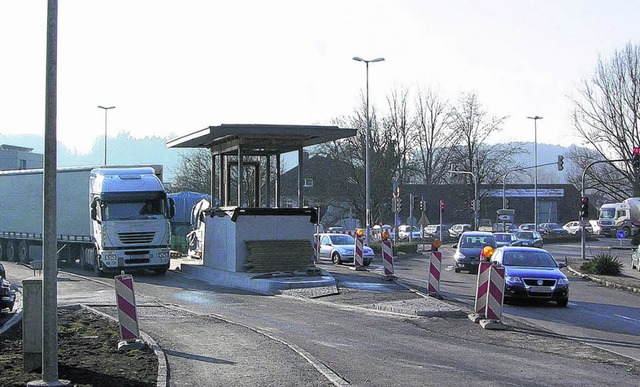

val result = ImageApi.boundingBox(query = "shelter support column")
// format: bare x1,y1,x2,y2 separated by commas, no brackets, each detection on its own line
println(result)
237,147,243,207
275,153,281,208
266,155,272,207
210,150,216,205
297,148,304,208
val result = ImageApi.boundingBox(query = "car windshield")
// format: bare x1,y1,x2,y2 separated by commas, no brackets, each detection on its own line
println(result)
502,251,557,267
329,235,355,245
547,223,560,228
460,236,495,248
516,231,535,239
494,234,511,242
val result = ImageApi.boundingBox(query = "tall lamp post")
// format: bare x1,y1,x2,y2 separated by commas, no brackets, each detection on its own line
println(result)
448,170,478,230
527,116,542,227
353,56,384,245
98,105,115,166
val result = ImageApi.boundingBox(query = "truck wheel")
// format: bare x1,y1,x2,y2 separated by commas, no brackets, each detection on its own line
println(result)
622,227,631,238
80,248,90,270
18,241,29,263
152,268,168,276
6,241,16,262
93,255,104,277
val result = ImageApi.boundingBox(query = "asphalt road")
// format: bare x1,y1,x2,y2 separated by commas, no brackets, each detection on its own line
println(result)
392,240,640,362
3,253,640,386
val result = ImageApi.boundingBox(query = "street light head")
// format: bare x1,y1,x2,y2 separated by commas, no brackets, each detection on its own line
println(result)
527,115,543,120
371,57,385,63
352,56,364,62
98,105,116,110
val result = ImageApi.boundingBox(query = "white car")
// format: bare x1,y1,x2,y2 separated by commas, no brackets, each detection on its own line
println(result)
562,221,593,234
398,225,421,240
449,223,471,238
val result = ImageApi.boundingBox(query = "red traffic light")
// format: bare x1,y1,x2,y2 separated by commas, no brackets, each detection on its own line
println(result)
581,196,589,204
634,147,640,156
440,200,445,210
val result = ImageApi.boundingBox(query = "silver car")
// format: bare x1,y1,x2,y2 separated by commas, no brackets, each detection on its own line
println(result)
317,233,374,266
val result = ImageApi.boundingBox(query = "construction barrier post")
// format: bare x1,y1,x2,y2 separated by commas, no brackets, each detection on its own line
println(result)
428,251,442,295
479,265,507,330
114,274,146,350
469,261,492,323
353,233,366,270
381,239,396,280
312,234,319,263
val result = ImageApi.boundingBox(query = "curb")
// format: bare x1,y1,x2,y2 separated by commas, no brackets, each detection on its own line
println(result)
82,304,169,387
566,266,640,294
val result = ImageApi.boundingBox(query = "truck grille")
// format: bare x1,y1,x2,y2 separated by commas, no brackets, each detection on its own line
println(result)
118,232,155,244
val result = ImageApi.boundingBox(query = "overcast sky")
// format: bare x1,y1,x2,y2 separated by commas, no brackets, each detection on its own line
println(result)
1,1,638,154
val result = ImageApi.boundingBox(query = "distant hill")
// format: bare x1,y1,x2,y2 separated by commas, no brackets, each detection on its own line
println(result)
0,133,582,184
0,132,183,181
508,142,580,184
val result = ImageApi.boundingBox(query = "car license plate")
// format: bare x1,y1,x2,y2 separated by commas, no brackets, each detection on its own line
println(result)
529,286,552,293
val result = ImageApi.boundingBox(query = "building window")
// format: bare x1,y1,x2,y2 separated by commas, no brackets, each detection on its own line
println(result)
18,159,27,169
304,178,314,187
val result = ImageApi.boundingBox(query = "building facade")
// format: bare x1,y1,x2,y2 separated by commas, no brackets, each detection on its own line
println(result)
0,144,43,170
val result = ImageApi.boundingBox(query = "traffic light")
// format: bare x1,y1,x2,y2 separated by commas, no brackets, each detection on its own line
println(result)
440,200,445,213
557,155,564,171
419,200,424,212
580,197,589,219
396,198,402,213
632,147,640,172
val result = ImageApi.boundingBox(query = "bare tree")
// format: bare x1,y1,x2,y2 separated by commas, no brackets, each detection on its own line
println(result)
569,42,640,198
170,149,211,194
448,93,523,215
383,87,413,184
411,87,456,185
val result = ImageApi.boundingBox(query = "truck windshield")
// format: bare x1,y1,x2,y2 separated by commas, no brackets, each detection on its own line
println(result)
599,209,616,219
102,199,167,220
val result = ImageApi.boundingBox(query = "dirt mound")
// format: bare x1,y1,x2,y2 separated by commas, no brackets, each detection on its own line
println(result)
0,308,157,386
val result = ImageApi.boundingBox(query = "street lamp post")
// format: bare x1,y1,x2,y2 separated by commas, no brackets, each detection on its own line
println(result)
448,170,478,230
527,116,542,227
353,56,384,245
98,105,115,166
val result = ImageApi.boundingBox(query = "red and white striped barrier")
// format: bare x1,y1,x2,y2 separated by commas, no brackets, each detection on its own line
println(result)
483,265,505,321
114,274,145,350
470,261,492,321
469,262,507,329
354,234,365,270
428,251,442,294
381,239,395,279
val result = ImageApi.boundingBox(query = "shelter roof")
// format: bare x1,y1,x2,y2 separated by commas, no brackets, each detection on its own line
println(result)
166,124,356,156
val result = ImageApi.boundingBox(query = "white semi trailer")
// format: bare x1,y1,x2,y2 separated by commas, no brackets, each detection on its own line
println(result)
0,166,175,275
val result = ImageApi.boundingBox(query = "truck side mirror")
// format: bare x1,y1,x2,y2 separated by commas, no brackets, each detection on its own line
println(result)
168,198,176,219
90,199,98,221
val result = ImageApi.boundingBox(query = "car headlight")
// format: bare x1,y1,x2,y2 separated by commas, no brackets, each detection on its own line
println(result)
557,278,569,286
505,276,522,284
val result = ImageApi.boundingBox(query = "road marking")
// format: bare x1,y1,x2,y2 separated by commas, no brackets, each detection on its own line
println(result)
613,314,640,323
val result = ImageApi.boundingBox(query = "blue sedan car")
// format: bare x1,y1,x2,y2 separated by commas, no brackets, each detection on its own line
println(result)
490,246,569,307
